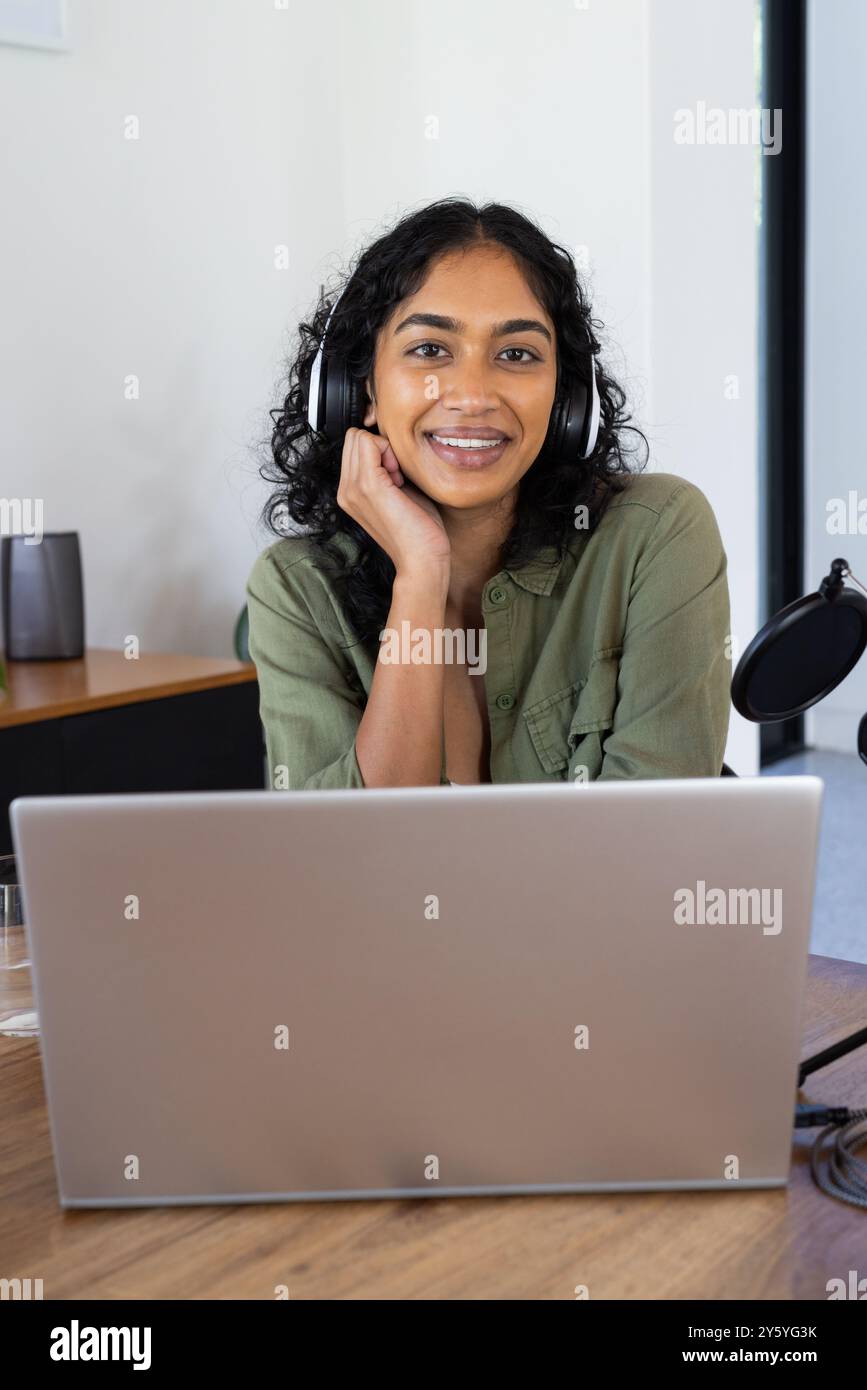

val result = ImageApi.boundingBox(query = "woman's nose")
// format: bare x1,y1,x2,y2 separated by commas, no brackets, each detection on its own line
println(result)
440,357,500,410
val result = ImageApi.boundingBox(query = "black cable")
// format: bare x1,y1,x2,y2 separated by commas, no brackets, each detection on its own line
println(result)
794,1104,867,1208
798,1026,867,1085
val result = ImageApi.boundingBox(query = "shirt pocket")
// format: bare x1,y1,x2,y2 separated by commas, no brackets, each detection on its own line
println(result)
522,652,620,778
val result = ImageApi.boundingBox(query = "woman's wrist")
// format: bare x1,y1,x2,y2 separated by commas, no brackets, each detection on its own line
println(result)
394,557,451,600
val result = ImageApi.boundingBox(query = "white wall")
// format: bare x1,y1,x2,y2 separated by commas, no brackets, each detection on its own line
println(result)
2,0,761,779
335,0,653,421
805,0,867,755
647,0,761,774
0,0,344,657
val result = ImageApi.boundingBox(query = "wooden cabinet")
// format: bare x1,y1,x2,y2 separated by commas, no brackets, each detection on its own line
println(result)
0,650,264,855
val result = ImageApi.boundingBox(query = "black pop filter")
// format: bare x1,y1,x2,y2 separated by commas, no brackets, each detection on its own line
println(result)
732,559,867,723
732,559,867,1105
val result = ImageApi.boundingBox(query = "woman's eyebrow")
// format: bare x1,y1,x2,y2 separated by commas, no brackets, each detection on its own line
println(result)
392,312,552,344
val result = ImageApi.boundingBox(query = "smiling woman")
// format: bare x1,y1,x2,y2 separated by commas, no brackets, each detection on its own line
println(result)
248,198,731,789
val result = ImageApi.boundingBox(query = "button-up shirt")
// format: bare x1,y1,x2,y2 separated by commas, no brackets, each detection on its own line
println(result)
246,471,732,787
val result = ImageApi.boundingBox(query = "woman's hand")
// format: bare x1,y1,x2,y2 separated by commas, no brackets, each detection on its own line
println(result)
336,427,451,574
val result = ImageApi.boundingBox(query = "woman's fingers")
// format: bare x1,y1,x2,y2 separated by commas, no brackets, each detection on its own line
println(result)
345,426,362,487
335,425,450,571
380,441,404,485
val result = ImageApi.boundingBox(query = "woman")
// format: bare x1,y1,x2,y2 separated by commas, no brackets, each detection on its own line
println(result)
247,198,731,789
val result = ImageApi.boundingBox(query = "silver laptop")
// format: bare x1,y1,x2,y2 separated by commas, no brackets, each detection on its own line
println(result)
10,776,823,1208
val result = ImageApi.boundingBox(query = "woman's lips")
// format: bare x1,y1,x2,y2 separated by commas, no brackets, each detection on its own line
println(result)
423,432,510,469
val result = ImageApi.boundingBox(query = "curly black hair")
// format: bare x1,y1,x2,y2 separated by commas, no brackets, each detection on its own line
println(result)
257,197,648,657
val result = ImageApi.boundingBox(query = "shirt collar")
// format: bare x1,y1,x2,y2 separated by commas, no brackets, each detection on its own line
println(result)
501,542,567,597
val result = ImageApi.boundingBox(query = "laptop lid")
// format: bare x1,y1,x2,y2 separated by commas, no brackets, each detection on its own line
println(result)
10,776,823,1207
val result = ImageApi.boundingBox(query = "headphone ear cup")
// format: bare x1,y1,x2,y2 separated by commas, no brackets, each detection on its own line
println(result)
543,388,570,462
346,374,365,431
307,288,370,444
320,356,359,444
545,361,599,463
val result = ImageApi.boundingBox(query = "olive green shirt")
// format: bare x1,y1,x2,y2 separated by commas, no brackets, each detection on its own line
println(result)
246,471,731,788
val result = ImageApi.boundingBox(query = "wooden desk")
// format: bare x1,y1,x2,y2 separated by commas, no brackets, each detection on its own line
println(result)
1,954,864,1300
0,649,264,855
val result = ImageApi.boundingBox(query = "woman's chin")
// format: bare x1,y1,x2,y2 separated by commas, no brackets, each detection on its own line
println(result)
422,479,515,513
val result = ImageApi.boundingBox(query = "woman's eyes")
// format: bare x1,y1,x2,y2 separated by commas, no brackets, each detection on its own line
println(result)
406,342,541,364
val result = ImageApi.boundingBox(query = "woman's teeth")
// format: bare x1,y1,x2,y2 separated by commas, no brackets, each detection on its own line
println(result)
428,435,504,450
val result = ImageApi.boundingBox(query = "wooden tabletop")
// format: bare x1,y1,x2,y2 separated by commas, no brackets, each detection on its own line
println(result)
1,953,864,1300
0,649,257,730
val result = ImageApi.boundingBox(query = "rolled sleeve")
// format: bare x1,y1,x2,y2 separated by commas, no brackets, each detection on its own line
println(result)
598,481,732,780
246,547,367,790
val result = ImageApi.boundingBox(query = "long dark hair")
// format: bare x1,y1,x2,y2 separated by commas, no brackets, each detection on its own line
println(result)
258,197,648,656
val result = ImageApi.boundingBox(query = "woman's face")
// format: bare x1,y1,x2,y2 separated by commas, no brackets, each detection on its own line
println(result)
363,243,558,509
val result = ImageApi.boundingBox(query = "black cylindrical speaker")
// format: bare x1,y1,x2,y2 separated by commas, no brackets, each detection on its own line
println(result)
1,532,85,660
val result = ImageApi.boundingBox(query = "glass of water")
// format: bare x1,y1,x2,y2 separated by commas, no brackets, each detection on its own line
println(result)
0,853,38,1038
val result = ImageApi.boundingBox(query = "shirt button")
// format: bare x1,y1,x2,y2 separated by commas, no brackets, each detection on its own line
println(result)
489,585,509,604
495,693,515,710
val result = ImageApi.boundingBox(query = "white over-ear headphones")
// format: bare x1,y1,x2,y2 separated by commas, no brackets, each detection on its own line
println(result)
306,288,601,461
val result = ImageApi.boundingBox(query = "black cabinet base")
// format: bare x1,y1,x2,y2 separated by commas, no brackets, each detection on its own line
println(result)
0,682,265,857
